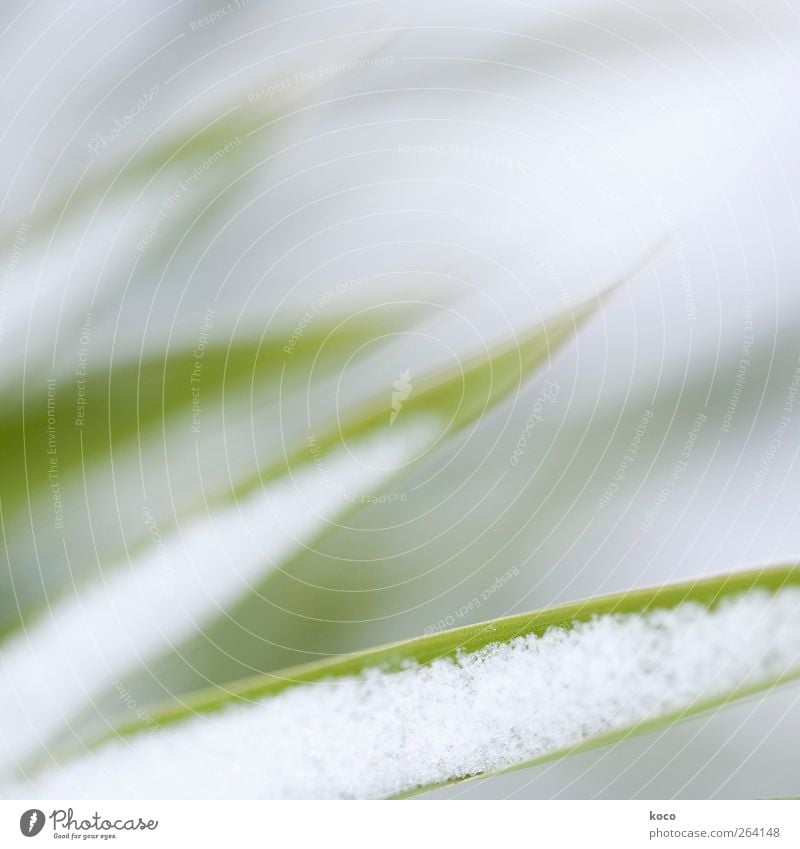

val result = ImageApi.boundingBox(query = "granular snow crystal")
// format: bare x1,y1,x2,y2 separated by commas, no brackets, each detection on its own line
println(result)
9,586,800,799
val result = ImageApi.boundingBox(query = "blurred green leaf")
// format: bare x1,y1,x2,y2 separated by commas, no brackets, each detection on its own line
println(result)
0,303,430,635
2,287,613,782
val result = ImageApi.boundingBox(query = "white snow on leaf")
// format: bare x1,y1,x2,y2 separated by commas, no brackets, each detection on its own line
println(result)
10,586,800,799
0,418,438,776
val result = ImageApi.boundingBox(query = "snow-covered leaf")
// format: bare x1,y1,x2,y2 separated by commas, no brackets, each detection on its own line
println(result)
13,564,799,799
0,284,614,778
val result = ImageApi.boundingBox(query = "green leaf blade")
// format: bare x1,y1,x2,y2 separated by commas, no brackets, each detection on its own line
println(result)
14,563,799,800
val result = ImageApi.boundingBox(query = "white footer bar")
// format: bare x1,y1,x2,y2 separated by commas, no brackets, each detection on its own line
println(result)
2,799,797,848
